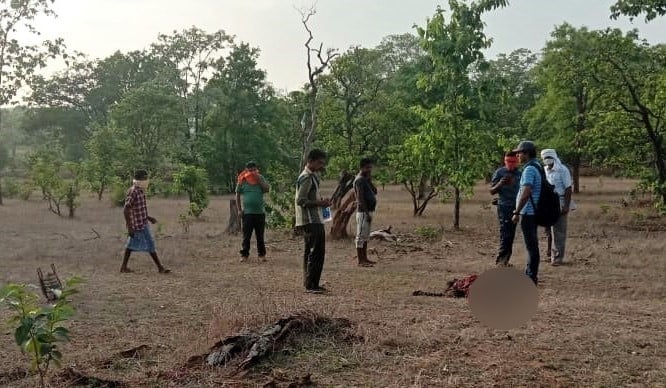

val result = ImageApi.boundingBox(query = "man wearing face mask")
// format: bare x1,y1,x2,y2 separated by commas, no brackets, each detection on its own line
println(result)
540,149,574,266
120,170,170,274
489,151,522,266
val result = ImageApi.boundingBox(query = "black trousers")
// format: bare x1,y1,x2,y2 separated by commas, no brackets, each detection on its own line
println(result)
496,205,518,264
302,223,325,290
241,213,266,257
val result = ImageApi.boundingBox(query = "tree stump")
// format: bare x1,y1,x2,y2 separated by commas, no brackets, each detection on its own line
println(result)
226,199,241,235
331,171,355,209
330,191,356,240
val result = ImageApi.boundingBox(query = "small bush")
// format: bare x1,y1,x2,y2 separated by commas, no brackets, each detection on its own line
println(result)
415,225,442,241
0,277,84,388
110,181,127,207
172,165,209,218
3,177,20,198
19,183,33,201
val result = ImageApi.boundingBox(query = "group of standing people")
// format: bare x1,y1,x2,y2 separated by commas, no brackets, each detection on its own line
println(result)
119,141,570,291
490,140,575,285
294,150,378,294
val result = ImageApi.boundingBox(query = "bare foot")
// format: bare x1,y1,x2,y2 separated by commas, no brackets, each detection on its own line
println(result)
358,262,374,267
120,268,134,273
159,268,171,274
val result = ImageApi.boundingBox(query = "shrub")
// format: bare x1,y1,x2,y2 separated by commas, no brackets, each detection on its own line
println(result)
173,165,209,218
0,277,84,388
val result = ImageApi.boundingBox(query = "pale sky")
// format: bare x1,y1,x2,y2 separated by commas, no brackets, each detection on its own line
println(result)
13,0,666,92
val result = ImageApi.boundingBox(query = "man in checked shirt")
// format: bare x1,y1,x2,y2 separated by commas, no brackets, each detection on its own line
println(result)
120,170,170,274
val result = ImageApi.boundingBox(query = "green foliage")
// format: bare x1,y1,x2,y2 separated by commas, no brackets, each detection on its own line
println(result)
28,151,82,217
110,179,128,207
83,127,130,200
0,0,64,108
264,161,297,230
414,225,442,241
408,0,508,226
0,277,84,388
111,82,185,171
2,176,20,198
172,165,209,218
610,0,666,21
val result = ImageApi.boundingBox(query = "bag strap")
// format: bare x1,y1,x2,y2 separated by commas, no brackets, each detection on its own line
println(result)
526,161,546,211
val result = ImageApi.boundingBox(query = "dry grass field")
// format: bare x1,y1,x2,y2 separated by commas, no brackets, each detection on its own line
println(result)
0,177,665,387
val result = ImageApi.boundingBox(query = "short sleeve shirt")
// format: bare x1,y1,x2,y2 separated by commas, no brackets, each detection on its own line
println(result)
235,176,267,215
517,161,542,216
491,167,521,207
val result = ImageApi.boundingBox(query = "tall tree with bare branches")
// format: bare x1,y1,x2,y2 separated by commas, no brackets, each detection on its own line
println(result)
298,6,338,168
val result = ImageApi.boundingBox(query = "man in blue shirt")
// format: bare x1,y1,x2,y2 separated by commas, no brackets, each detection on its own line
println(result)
511,141,542,285
489,151,521,266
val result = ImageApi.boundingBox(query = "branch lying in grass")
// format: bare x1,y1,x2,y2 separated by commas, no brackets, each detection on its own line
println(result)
186,311,355,374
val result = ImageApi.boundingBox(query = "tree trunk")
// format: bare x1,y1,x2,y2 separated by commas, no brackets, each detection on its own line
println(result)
331,171,355,209
330,191,356,240
572,159,580,194
226,199,241,235
98,186,104,201
417,175,428,200
0,177,3,205
453,186,461,230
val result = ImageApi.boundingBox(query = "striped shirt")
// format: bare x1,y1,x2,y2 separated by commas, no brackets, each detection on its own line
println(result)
517,160,542,216
294,168,323,226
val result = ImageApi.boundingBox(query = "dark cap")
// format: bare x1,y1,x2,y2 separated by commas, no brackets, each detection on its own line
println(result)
512,140,536,153
246,161,257,168
134,169,148,180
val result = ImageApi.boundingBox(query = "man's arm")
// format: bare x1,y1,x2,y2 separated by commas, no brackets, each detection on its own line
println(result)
562,186,572,214
124,192,134,235
355,180,367,211
297,177,328,207
235,184,243,214
561,167,573,214
512,185,532,223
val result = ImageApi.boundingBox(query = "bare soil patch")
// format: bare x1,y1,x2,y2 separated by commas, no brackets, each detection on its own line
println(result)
0,177,664,387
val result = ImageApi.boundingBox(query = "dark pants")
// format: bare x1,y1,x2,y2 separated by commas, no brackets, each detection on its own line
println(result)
520,215,540,285
496,205,517,264
241,213,266,257
302,223,326,290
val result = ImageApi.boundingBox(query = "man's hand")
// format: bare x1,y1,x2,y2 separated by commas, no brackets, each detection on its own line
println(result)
366,212,373,223
561,205,570,215
127,226,135,237
512,213,520,224
500,176,511,186
318,198,332,207
238,208,244,217
148,216,157,224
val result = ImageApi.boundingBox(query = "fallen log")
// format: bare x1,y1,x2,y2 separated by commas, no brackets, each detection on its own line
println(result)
188,312,353,372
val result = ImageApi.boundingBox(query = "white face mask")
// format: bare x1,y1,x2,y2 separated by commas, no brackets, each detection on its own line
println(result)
134,179,150,190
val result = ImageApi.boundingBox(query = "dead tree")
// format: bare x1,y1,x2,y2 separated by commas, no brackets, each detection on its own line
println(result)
298,6,338,168
226,199,241,235
330,190,356,240
330,171,355,209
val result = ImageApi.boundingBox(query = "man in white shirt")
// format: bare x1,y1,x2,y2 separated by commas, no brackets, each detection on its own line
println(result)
540,149,574,266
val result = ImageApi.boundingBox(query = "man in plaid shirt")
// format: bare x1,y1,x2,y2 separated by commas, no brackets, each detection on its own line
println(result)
120,170,170,274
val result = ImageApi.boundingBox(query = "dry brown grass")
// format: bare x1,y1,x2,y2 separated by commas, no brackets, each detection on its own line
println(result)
0,177,665,387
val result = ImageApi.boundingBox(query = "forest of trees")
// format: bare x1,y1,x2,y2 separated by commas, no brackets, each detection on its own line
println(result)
1,0,665,228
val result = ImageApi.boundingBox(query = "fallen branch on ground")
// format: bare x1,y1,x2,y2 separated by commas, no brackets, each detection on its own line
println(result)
187,311,353,373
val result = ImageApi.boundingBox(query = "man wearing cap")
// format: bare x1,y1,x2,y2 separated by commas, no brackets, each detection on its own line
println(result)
541,149,574,266
511,141,542,285
236,161,270,262
489,151,521,266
